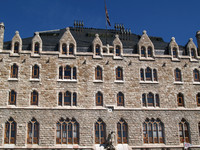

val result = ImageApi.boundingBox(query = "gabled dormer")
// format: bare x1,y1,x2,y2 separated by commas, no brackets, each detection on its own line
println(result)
169,37,179,60
186,38,198,61
138,30,154,59
113,34,123,58
11,31,22,56
31,32,42,56
92,34,103,58
59,27,76,57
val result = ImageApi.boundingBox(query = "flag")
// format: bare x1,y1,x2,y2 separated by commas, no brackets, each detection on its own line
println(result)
105,2,111,26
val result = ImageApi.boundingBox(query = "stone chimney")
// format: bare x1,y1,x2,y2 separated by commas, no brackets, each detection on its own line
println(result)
196,31,200,56
0,22,5,50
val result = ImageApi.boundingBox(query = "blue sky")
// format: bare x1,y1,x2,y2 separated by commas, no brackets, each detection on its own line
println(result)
0,0,200,46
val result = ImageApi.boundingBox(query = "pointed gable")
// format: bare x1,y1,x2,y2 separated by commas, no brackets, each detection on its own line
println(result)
11,31,22,52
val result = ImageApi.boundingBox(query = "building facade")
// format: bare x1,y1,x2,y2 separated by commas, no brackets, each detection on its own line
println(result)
0,21,200,149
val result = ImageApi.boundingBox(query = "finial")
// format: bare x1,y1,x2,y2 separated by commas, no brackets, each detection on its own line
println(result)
15,31,19,34
95,34,99,37
66,27,70,31
189,38,193,41
143,30,147,34
115,34,119,38
197,31,200,35
35,32,39,35
0,22,4,27
171,37,175,41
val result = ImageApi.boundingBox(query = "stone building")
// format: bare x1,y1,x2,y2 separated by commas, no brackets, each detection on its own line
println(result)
0,21,200,150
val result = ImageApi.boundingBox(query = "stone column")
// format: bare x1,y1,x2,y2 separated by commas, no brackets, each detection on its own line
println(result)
0,22,5,50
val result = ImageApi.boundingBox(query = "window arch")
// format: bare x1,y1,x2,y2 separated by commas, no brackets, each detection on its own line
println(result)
117,119,128,144
59,66,63,79
32,65,39,79
116,45,121,56
143,118,164,144
179,119,190,143
96,92,103,106
153,69,158,81
197,93,200,106
172,47,177,58
14,42,19,53
177,93,184,107
147,46,152,57
174,68,182,82
193,69,200,82
69,44,74,55
95,66,102,80
56,118,79,144
95,44,100,56
11,64,18,78
34,42,40,54
145,67,152,81
140,68,144,81
31,90,38,105
62,43,67,54
95,118,106,144
117,92,124,106
116,67,123,80
5,117,16,144
9,90,16,105
27,118,39,144
141,46,146,57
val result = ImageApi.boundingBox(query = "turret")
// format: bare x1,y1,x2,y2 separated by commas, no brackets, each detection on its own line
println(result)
196,31,200,56
0,22,5,50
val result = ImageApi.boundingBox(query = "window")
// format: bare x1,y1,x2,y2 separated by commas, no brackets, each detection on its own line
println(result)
58,92,62,106
147,93,154,106
197,93,200,106
142,94,146,107
193,69,200,82
191,48,196,59
153,69,158,81
117,92,124,106
199,122,200,136
59,65,77,80
59,66,63,79
177,93,184,107
27,118,39,144
142,93,160,107
141,67,158,82
62,43,67,54
172,47,177,58
140,69,144,81
73,67,77,79
69,44,74,55
95,118,106,144
32,65,39,79
31,90,38,105
95,66,102,80
11,64,18,78
34,42,39,54
174,68,182,82
116,45,121,56
147,47,152,57
59,91,77,106
155,94,160,107
96,92,103,106
143,118,164,144
14,42,19,53
117,119,128,144
9,90,16,105
64,65,71,79
141,46,146,57
116,67,123,80
145,67,152,81
73,93,77,106
95,45,100,55
4,117,16,144
64,91,71,106
56,118,79,144
179,119,190,143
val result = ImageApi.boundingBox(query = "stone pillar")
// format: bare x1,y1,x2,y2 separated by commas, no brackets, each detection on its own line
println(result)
0,22,5,50
196,31,200,56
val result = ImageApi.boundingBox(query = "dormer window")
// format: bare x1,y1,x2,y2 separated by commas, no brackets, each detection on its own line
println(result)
34,42,39,54
141,46,146,57
172,47,177,58
62,43,67,54
116,45,121,56
147,46,152,57
69,44,74,55
95,45,100,56
14,42,19,53
191,48,196,59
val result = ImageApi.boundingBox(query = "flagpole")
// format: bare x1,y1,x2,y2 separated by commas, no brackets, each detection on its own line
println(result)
104,0,108,44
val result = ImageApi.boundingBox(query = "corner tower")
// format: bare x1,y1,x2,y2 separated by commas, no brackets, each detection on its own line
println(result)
196,31,200,56
0,22,5,50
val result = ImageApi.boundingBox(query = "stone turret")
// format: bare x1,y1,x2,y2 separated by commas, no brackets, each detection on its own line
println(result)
196,31,200,56
0,22,5,50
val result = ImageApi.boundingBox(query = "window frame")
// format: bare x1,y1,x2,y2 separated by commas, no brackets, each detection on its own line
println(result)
96,92,103,106
95,66,102,80
117,119,128,144
116,67,123,80
32,65,39,79
11,64,18,78
27,118,39,144
9,90,16,105
174,68,182,82
4,118,16,144
193,69,200,82
31,90,38,105
179,119,190,143
117,92,124,106
177,93,184,107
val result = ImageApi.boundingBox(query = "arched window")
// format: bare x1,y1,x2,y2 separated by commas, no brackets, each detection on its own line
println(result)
141,46,146,57
116,67,123,80
27,118,39,144
147,93,154,106
174,68,182,82
59,66,63,79
56,118,79,144
69,44,74,55
73,67,77,79
73,92,77,106
117,119,128,144
95,119,106,144
197,93,200,106
96,92,103,106
179,119,190,143
31,90,38,105
14,42,19,53
143,118,164,144
95,45,100,55
62,43,67,54
140,69,144,81
32,65,39,79
95,66,102,80
142,94,146,107
116,45,121,56
172,47,177,58
155,94,160,107
64,65,71,79
117,92,124,106
145,67,152,81
147,46,152,57
177,93,184,107
191,48,196,58
5,117,16,144
9,90,16,105
11,64,18,78
193,69,200,82
64,91,71,106
34,42,40,54
58,92,62,106
153,69,157,81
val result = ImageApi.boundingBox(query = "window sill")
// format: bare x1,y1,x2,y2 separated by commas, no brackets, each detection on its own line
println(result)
93,80,103,83
193,82,200,85
114,80,124,84
140,81,159,84
8,78,18,81
171,58,180,62
139,57,155,61
30,78,40,82
9,53,20,57
174,81,183,85
31,53,40,58
58,54,76,59
93,55,103,59
113,56,123,60
190,58,198,62
57,79,77,83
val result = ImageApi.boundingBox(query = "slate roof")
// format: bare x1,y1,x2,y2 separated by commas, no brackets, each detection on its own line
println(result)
3,27,186,55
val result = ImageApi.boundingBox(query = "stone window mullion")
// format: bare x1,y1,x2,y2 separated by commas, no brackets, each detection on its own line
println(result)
32,122,34,144
9,122,11,144
67,45,69,55
121,123,123,143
